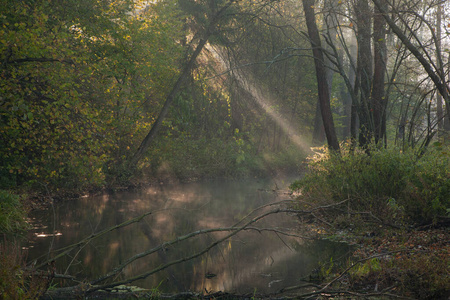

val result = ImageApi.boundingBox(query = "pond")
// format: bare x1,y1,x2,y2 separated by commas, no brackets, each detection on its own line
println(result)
26,177,352,295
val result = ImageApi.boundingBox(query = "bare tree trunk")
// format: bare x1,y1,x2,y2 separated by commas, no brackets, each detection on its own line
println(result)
371,0,388,145
302,0,340,152
312,101,326,145
312,0,339,145
371,0,450,120
436,2,444,137
354,0,373,147
444,53,450,134
345,42,357,140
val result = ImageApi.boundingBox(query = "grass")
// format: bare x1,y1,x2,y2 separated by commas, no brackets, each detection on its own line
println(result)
0,190,29,235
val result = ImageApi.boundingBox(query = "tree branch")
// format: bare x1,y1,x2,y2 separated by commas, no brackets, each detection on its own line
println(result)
35,211,152,269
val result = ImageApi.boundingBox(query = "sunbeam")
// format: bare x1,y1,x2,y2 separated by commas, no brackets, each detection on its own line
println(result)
210,46,312,154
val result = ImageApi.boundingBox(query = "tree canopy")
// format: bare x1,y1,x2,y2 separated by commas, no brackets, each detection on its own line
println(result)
1,0,449,193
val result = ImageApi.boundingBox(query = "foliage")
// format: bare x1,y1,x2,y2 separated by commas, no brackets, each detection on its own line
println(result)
141,136,262,181
403,143,450,224
1,0,316,195
138,130,308,182
290,144,450,226
0,0,185,194
0,190,28,235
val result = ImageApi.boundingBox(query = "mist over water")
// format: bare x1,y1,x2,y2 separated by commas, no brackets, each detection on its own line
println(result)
27,178,351,294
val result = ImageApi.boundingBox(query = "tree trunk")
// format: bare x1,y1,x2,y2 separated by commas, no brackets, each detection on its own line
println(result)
312,0,339,145
131,37,208,166
371,0,388,145
302,0,340,152
436,2,444,137
371,0,450,120
346,40,358,141
312,101,326,145
354,0,373,147
446,53,450,133
130,1,234,166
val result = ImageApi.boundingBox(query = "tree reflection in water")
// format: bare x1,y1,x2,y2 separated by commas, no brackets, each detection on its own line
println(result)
27,178,352,294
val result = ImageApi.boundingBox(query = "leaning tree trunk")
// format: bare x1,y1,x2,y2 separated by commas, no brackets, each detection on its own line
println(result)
130,0,235,166
302,0,340,152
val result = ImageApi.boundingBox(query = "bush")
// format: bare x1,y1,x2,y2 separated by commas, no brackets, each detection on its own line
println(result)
403,145,450,224
0,190,28,235
290,144,449,226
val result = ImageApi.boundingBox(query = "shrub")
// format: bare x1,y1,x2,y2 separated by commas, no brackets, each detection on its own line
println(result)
290,144,449,226
0,190,28,235
402,145,450,224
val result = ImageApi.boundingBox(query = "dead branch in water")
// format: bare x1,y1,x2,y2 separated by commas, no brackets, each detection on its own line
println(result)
35,210,153,269
40,199,352,298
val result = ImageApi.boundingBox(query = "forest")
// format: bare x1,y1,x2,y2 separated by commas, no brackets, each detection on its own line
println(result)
1,0,449,299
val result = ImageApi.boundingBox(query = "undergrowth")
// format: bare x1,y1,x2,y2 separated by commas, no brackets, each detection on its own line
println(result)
290,143,449,299
290,143,450,227
348,229,449,299
139,137,306,182
0,243,51,299
0,190,29,235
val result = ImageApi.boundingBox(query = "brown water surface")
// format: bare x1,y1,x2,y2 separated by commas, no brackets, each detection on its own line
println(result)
27,178,351,294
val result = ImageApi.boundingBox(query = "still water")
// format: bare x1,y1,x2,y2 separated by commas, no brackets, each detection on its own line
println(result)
27,178,351,294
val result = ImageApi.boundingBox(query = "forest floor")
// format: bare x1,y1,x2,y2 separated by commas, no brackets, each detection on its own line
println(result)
324,225,450,299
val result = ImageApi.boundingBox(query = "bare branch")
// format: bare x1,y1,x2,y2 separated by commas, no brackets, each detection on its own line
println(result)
35,211,153,269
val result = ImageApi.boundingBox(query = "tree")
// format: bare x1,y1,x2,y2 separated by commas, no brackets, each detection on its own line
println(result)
373,0,450,119
354,0,373,147
371,0,450,147
131,0,236,166
0,0,185,191
371,0,388,145
312,0,341,145
302,0,340,152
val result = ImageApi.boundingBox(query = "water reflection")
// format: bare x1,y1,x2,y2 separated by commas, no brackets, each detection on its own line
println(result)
27,178,352,294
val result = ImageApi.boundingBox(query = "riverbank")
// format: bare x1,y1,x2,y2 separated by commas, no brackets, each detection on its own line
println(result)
316,225,450,299
287,145,450,299
2,144,449,299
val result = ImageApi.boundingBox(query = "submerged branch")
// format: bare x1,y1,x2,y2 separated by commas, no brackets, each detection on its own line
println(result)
92,200,298,285
88,207,303,292
35,211,153,269
45,199,355,297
